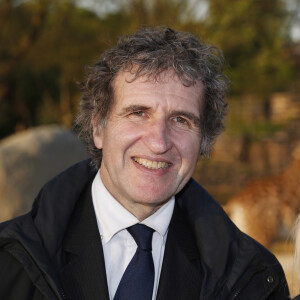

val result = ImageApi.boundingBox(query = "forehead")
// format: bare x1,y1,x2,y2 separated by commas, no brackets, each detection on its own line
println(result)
112,70,204,109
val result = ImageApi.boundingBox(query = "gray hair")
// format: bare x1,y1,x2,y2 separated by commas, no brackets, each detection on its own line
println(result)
76,26,229,169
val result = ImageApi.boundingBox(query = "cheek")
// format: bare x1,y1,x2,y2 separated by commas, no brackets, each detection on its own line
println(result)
104,123,144,152
175,133,201,162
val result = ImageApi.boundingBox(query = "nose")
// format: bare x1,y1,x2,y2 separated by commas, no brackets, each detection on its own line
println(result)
143,119,172,154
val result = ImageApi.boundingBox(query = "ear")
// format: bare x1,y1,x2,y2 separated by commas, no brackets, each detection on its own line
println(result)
92,116,104,150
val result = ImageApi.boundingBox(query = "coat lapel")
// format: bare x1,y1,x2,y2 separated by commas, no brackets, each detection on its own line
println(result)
156,202,202,300
61,183,110,300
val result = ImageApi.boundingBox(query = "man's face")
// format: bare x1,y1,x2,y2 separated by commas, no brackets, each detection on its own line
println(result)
93,70,204,219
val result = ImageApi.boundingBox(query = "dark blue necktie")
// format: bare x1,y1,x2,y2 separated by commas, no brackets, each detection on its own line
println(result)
114,224,155,300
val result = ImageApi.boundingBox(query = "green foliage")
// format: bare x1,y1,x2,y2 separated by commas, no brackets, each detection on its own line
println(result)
0,0,116,136
203,0,294,95
229,116,285,140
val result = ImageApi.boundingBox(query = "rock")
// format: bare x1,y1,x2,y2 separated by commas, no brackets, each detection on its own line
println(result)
0,125,88,221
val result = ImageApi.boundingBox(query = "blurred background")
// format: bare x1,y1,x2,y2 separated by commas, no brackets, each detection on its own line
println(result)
0,0,300,289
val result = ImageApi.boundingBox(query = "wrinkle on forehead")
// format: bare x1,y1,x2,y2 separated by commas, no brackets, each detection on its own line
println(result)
110,69,205,124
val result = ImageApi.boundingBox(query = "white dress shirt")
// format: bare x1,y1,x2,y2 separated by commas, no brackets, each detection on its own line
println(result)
91,171,175,300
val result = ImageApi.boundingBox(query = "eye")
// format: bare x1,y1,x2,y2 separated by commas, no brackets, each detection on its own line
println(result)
173,116,188,125
132,111,146,117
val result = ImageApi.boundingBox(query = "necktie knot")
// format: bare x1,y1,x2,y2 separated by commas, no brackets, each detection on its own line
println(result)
127,224,154,251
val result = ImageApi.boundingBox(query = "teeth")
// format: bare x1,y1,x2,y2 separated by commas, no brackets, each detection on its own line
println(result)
133,157,170,169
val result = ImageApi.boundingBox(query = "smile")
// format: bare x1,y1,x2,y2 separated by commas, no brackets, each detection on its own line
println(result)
133,157,171,170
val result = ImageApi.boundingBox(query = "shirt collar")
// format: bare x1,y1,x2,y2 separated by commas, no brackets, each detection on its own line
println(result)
92,170,174,244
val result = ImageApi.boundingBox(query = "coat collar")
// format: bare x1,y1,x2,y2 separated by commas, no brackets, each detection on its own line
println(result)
61,181,109,300
157,202,202,300
175,179,288,299
175,179,251,298
31,159,97,258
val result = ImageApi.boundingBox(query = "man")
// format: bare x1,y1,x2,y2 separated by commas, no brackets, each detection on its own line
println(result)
0,27,289,299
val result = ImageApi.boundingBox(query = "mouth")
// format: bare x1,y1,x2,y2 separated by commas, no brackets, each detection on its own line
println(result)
132,157,171,170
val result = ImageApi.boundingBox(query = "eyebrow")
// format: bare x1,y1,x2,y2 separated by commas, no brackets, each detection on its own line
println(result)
120,105,201,127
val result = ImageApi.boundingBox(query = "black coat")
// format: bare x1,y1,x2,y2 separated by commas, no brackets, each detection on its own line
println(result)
0,160,290,299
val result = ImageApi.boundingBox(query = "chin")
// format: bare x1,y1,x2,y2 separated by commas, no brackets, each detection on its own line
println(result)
136,195,172,207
